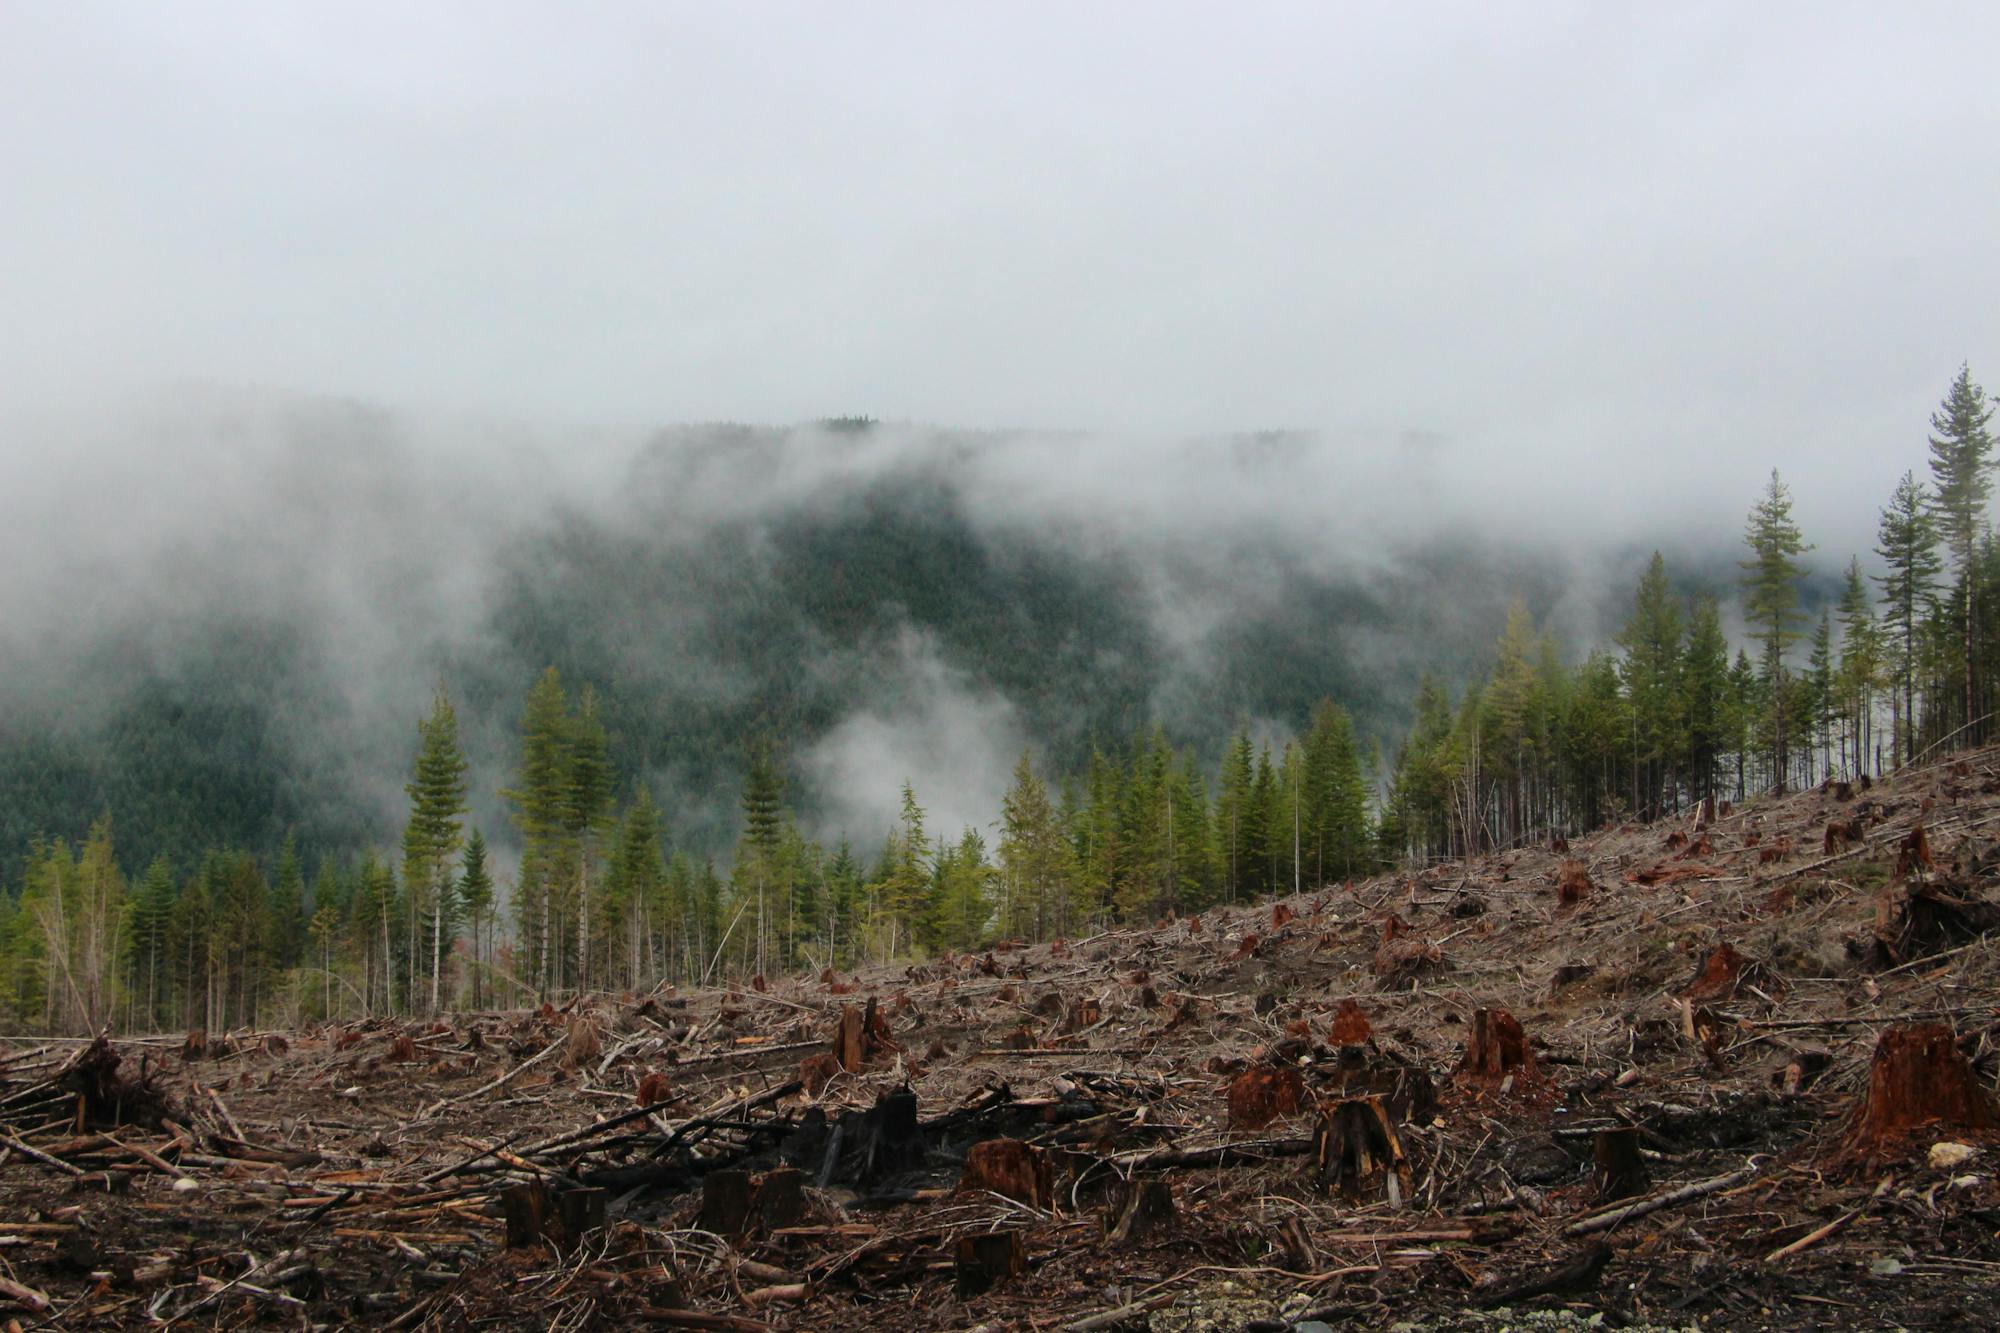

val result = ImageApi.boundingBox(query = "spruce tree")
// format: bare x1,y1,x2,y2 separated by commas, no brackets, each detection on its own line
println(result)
1875,471,1942,764
1739,470,1813,792
1926,365,1996,741
457,829,494,1007
403,683,469,1012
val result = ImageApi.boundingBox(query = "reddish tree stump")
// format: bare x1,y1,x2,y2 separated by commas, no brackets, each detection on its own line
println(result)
1897,825,1935,877
1328,999,1372,1047
798,1051,841,1095
1844,1023,1999,1160
1556,860,1593,907
1227,1063,1306,1131
959,1139,1053,1209
1271,902,1297,930
832,1005,866,1073
1684,943,1749,1001
1459,1008,1534,1083
637,1071,672,1105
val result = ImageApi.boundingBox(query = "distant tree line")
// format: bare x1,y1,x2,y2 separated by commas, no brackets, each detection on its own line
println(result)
1,367,1996,1032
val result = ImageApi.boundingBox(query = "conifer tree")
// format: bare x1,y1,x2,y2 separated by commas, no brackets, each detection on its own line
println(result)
1739,470,1813,791
1874,471,1943,764
457,829,494,1007
1835,558,1884,772
403,684,469,1011
998,750,1076,940
1926,366,1996,741
503,667,573,994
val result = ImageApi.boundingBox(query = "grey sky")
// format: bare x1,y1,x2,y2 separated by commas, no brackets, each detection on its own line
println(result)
3,2,1998,502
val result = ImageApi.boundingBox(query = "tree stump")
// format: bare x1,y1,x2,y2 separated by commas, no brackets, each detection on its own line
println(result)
1591,1127,1648,1203
751,1167,807,1233
501,1181,551,1248
832,1005,867,1073
859,1087,925,1184
1459,1008,1533,1084
959,1139,1053,1209
1227,1063,1306,1131
954,1231,1027,1295
558,1186,606,1247
1556,860,1593,907
699,1169,754,1239
1312,1095,1411,1206
1102,1178,1175,1245
1328,998,1372,1046
1844,1023,1998,1160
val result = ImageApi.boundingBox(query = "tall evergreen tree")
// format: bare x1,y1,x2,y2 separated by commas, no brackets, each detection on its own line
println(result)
403,684,470,1012
1875,470,1942,765
1739,470,1813,791
457,829,494,1008
1926,366,1996,741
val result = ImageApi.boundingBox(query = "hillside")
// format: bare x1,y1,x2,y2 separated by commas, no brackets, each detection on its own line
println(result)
4,747,1999,1329
0,405,1761,882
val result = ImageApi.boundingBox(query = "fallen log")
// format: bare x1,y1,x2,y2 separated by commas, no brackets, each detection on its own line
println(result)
1564,1162,1759,1236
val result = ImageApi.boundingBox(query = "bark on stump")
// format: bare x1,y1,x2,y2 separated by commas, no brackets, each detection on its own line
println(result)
960,1139,1052,1209
954,1231,1027,1296
1591,1127,1649,1203
1312,1095,1411,1206
1844,1023,1999,1160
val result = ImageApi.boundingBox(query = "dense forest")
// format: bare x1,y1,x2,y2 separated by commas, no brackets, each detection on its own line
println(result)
2,368,1996,1034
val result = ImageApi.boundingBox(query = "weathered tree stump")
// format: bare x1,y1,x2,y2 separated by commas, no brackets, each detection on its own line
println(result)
859,1087,925,1184
558,1186,606,1246
1060,996,1101,1034
954,1231,1027,1295
959,1139,1053,1209
1556,860,1593,907
1459,1008,1533,1084
1102,1177,1176,1245
1844,1023,1998,1160
699,1169,754,1239
1683,943,1749,1001
1227,1063,1306,1131
751,1166,807,1233
1591,1127,1648,1203
501,1181,552,1248
1312,1095,1410,1205
833,1005,866,1073
798,1051,841,1096
1328,998,1372,1046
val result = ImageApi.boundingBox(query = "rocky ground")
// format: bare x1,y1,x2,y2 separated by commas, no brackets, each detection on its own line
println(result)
6,750,2000,1330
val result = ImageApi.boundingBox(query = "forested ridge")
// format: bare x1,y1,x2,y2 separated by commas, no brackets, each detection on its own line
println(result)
4,369,1997,1034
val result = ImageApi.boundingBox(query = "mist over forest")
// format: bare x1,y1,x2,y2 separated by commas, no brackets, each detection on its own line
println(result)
0,387,1811,882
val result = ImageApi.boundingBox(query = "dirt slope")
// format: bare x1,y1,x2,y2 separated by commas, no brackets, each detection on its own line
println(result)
7,751,2000,1330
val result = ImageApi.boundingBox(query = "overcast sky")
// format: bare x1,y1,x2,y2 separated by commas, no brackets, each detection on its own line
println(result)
4,4,1998,499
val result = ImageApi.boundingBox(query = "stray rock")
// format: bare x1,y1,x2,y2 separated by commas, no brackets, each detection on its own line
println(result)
1929,1141,1977,1171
